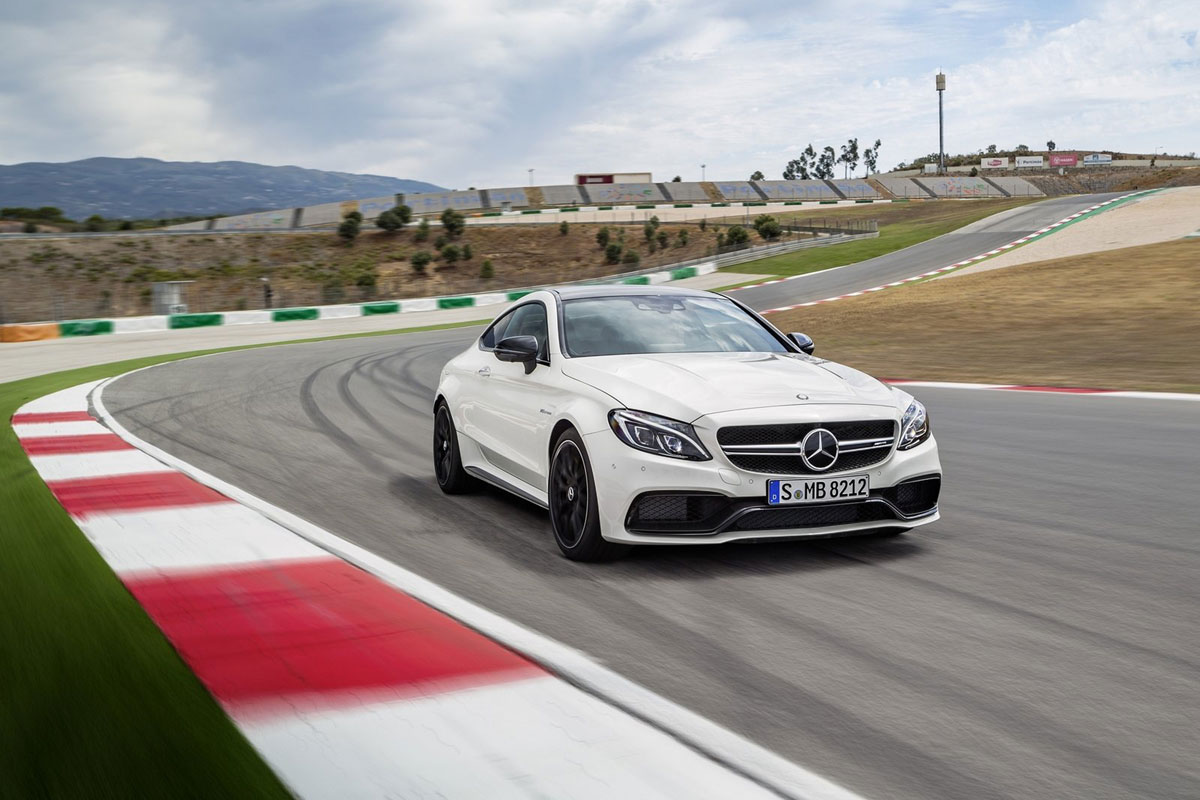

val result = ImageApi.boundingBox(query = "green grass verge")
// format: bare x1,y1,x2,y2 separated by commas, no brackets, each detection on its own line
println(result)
0,315,487,797
713,198,1039,289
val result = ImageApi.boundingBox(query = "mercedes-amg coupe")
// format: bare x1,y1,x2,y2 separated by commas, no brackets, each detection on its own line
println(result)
433,285,941,560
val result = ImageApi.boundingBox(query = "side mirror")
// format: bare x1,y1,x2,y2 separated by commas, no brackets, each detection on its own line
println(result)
789,332,815,355
494,335,540,373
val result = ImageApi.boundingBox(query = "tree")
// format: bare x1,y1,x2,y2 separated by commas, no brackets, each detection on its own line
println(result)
656,229,669,249
725,225,750,246
814,146,837,180
84,214,105,232
394,204,413,225
434,234,447,250
643,222,655,241
649,215,660,229
839,138,860,178
118,220,134,230
375,209,405,232
862,139,882,175
596,227,610,248
440,244,461,266
671,175,682,182
677,229,689,247
338,213,361,244
986,144,998,154
604,243,622,264
698,218,707,231
782,158,805,180
1015,144,1030,153
410,251,432,274
440,207,466,237
750,170,765,181
480,259,494,279
22,221,36,233
414,218,430,242
559,220,569,235
753,214,782,240
462,243,473,260
622,249,640,265
1046,140,1056,152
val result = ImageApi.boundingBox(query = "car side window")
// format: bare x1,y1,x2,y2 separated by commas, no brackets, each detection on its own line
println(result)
480,302,550,359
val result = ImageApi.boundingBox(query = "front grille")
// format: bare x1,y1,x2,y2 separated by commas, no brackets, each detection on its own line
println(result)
880,476,941,516
626,492,734,533
731,502,895,531
717,420,896,475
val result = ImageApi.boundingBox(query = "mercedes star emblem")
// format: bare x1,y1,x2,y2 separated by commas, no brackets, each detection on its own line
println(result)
800,428,839,471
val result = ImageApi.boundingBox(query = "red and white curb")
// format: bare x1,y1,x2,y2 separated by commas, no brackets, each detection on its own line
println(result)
13,377,860,800
731,192,1154,315
884,379,1200,401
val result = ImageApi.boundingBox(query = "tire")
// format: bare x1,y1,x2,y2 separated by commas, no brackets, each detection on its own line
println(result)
433,403,473,494
548,428,629,562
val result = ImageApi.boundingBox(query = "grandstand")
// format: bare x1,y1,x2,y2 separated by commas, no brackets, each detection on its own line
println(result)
582,183,665,204
711,181,762,202
400,190,484,214
755,180,838,201
828,179,881,199
660,182,710,202
539,184,585,206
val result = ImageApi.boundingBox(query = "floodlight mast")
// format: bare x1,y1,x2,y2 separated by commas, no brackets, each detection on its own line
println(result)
936,72,946,174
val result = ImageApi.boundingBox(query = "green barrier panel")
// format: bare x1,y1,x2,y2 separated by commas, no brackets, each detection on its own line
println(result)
361,302,400,315
507,290,532,301
622,276,650,285
819,200,838,204
670,267,697,281
596,206,614,210
169,313,223,330
272,307,319,322
673,204,693,208
521,209,541,215
482,212,501,217
784,201,803,205
558,207,580,213
855,199,874,204
711,203,730,207
744,201,767,206
635,204,656,209
59,319,114,337
437,296,475,309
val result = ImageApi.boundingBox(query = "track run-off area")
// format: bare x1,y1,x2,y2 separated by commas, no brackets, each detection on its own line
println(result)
12,192,1200,798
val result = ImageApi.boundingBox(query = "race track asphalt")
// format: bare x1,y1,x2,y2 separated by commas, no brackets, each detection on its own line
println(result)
728,192,1126,309
105,327,1200,800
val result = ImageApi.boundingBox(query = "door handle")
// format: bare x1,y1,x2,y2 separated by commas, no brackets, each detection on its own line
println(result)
477,367,491,376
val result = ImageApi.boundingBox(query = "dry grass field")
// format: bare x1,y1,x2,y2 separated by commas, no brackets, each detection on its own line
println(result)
767,239,1200,393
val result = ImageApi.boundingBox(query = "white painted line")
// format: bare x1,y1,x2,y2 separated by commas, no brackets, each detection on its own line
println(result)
13,420,112,438
29,450,173,482
93,374,863,800
241,676,784,800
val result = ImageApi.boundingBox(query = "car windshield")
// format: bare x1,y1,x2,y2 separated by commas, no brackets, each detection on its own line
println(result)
561,294,788,356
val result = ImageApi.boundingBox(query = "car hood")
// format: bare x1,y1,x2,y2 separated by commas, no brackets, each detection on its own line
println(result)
561,352,898,420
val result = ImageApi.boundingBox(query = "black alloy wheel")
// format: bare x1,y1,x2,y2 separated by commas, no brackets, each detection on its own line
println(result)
548,429,629,561
433,403,472,493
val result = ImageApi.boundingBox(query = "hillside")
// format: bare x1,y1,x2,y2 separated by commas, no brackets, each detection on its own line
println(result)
0,157,444,220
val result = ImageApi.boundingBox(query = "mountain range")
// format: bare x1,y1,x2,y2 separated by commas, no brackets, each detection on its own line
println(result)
0,157,445,220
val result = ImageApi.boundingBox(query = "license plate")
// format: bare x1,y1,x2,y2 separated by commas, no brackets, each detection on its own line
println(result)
767,475,870,505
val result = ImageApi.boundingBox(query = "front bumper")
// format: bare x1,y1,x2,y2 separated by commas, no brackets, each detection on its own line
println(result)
583,424,941,546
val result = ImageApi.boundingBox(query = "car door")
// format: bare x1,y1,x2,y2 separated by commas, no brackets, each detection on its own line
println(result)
472,301,562,490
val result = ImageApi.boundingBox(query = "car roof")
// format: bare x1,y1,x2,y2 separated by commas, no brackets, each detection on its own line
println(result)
549,283,716,301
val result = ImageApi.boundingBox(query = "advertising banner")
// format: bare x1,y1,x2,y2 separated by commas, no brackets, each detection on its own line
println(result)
1083,153,1113,165
923,163,938,173
1015,156,1044,168
980,157,1010,169
1049,153,1078,166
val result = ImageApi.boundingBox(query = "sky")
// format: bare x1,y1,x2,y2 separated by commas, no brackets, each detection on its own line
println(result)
1,0,1197,188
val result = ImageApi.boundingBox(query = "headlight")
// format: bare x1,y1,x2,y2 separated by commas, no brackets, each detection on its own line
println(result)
897,399,931,450
608,409,711,461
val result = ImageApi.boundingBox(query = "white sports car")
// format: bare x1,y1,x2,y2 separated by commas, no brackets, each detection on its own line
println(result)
434,285,941,561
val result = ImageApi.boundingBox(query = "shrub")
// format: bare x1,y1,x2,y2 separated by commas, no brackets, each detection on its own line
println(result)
604,243,622,264
753,215,782,240
559,220,569,235
480,259,494,279
656,229,669,249
440,244,461,266
375,209,405,232
647,239,657,254
395,204,413,225
22,221,37,233
622,249,640,265
716,232,726,248
643,222,655,241
698,218,707,231
410,251,433,273
84,215,104,232
969,166,979,177
462,243,473,260
118,220,134,230
434,234,447,249
414,218,430,242
596,227,610,248
726,225,750,246
440,208,466,237
677,229,689,246
337,217,360,244
649,215,660,229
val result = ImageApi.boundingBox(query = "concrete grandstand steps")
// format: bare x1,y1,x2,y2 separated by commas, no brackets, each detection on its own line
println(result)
867,177,895,199
657,182,674,202
980,176,1011,197
577,184,593,205
822,180,848,200
479,189,492,209
908,178,940,198
526,186,545,207
748,182,771,201
700,182,724,203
